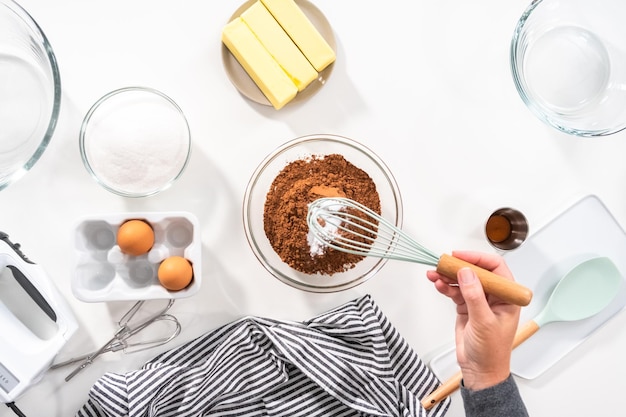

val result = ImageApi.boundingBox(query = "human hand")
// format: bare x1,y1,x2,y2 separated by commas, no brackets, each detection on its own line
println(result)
426,250,520,390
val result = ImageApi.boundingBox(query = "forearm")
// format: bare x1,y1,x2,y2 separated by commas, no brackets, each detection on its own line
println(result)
460,374,529,417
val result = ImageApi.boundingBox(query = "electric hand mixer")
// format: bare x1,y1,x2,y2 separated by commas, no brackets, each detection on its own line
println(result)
306,198,533,306
0,232,77,404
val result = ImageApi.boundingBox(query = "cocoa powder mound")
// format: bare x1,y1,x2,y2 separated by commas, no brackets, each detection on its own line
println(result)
263,154,381,275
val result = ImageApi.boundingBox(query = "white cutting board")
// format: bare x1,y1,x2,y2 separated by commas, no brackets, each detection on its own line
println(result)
430,194,626,380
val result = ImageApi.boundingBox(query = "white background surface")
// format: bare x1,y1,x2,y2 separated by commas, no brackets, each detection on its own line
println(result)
2,0,626,416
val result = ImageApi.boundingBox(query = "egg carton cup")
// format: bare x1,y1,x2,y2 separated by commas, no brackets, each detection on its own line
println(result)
72,211,201,302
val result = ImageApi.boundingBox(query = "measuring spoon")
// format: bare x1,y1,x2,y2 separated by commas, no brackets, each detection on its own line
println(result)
422,256,623,410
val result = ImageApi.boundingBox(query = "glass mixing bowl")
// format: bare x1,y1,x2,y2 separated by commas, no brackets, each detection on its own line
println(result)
511,0,626,137
243,134,403,293
0,0,61,190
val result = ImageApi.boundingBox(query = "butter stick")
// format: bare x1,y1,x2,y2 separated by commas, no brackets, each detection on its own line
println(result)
260,0,335,72
222,17,297,110
241,1,317,92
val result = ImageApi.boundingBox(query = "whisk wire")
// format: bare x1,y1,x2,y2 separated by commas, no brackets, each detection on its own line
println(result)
308,197,535,309
307,197,440,265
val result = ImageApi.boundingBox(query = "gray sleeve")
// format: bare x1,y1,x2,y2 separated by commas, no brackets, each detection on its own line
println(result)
460,374,529,417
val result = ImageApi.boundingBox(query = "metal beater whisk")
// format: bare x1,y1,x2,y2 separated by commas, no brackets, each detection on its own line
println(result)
307,197,533,306
52,299,181,381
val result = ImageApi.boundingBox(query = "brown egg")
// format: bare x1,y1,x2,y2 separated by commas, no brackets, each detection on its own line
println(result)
117,219,154,256
158,256,193,291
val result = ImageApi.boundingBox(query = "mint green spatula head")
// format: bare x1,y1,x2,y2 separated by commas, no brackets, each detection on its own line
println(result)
535,257,623,327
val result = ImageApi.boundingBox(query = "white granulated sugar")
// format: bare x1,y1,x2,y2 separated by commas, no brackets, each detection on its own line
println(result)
307,200,344,257
308,223,335,257
86,96,189,194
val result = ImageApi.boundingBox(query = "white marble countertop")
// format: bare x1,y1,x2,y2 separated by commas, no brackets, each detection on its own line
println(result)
2,0,626,415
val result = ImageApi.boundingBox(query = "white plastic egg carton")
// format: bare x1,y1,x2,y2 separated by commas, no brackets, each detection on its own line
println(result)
72,211,201,302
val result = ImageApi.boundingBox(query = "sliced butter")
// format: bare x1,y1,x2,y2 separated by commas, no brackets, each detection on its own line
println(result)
260,0,335,72
241,1,317,92
222,17,297,110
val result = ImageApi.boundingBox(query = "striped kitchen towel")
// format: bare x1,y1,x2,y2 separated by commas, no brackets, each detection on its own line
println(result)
76,295,450,417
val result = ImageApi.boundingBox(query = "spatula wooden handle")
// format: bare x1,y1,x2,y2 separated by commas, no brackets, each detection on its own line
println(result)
512,319,540,348
421,319,541,410
436,254,533,306
421,371,463,410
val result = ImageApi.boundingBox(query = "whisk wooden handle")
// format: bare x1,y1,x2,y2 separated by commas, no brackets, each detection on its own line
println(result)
436,254,533,306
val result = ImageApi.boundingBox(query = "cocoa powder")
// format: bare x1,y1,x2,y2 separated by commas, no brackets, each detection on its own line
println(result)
263,154,380,275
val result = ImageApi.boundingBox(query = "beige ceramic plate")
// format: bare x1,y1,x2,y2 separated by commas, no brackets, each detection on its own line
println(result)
221,0,336,107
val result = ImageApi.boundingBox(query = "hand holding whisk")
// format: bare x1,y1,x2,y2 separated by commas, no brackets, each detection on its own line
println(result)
307,197,533,306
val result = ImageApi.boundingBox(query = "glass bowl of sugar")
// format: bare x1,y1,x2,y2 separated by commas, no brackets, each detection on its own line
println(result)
79,87,191,197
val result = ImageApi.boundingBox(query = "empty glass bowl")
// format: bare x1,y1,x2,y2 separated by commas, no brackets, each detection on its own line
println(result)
0,0,61,190
511,0,626,137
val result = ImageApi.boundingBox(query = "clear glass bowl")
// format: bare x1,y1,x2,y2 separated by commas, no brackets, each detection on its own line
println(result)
0,0,61,190
243,134,403,292
511,0,626,137
79,87,191,198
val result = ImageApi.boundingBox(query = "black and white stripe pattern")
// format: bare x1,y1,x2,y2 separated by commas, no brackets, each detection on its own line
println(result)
76,295,450,417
